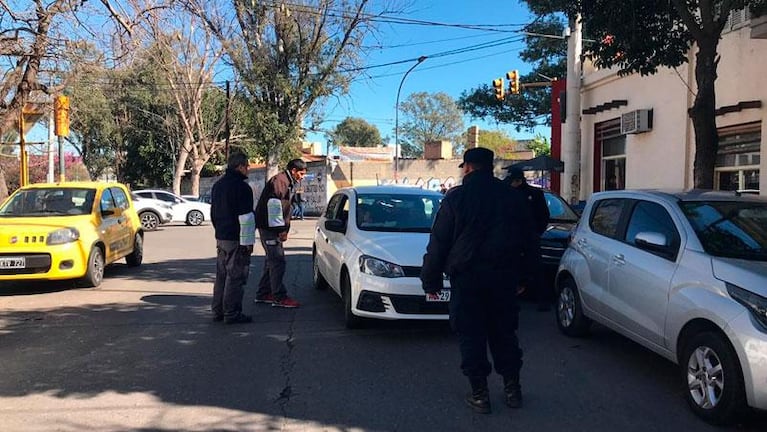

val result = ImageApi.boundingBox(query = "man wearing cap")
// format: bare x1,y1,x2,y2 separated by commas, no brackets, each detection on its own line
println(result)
421,147,534,414
505,167,551,311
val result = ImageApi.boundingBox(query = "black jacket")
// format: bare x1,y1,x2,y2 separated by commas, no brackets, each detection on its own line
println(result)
515,182,550,235
210,168,254,241
420,170,535,293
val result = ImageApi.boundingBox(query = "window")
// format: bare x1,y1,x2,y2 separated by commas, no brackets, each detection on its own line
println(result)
154,192,178,204
625,201,680,259
356,194,442,233
324,194,344,219
590,199,625,238
136,192,153,200
716,125,760,191
681,201,767,261
110,188,129,210
100,189,115,212
594,118,626,192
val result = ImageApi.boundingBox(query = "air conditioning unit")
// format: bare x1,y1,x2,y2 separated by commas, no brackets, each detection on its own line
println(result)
621,109,653,134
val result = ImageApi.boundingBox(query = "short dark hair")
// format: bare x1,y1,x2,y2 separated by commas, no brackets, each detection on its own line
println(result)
287,158,307,171
227,152,248,170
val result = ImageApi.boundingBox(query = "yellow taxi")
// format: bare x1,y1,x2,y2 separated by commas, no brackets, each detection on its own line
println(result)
0,182,143,287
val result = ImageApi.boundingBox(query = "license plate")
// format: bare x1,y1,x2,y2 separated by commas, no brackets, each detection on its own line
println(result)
0,257,25,269
426,289,450,302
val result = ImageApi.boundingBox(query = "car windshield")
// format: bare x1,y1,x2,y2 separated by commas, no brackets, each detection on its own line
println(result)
0,188,96,217
356,193,442,233
680,200,767,261
544,192,579,222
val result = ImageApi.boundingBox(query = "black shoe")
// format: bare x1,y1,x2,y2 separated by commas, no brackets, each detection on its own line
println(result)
224,313,253,324
465,389,491,414
504,381,523,408
212,314,224,322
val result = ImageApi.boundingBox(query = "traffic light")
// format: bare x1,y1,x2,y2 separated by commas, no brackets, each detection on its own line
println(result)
54,95,70,137
492,78,504,101
507,70,520,95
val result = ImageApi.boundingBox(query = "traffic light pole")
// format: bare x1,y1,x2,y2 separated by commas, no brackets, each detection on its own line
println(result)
394,56,426,181
58,136,65,182
19,108,28,187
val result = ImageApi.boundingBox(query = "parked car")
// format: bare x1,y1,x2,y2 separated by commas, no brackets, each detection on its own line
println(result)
313,186,447,328
555,190,767,425
131,193,173,231
540,190,580,274
0,182,143,287
133,189,211,226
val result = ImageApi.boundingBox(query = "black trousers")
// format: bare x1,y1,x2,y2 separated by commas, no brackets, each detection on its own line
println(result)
212,240,251,318
449,269,523,380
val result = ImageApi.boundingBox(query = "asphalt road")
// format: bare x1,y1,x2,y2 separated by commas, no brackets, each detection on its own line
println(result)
1,220,764,432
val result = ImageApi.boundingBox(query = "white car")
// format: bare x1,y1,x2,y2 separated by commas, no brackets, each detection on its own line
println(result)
556,190,767,425
313,186,448,328
133,189,211,226
130,193,173,231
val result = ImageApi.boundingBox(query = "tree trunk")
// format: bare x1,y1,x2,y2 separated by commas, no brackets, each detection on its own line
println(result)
173,141,191,195
690,39,720,189
0,166,8,201
190,159,205,197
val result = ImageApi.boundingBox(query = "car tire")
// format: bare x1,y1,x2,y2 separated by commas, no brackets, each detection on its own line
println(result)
139,211,160,231
555,276,591,337
186,210,204,226
680,331,746,425
125,233,143,267
341,271,363,329
312,248,328,290
81,246,105,288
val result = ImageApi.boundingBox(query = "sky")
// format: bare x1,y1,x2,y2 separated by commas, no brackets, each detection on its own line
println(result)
304,0,546,147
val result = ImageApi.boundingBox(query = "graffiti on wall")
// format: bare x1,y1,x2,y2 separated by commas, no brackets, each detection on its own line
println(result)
300,168,327,215
380,176,457,191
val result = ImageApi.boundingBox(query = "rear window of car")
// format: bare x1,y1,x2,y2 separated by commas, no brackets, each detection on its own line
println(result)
589,199,625,238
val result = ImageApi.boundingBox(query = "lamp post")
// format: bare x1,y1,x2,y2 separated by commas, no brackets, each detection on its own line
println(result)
394,55,427,181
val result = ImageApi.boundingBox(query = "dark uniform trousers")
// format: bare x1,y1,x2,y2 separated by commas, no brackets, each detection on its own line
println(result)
212,240,251,318
449,268,523,380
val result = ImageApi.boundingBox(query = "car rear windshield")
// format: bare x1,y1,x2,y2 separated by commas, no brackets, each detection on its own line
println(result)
680,200,767,261
356,193,442,233
0,188,96,217
544,192,579,222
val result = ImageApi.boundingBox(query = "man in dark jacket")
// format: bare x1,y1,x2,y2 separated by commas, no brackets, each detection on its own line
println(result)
254,159,307,308
210,152,255,324
506,167,551,311
421,147,534,414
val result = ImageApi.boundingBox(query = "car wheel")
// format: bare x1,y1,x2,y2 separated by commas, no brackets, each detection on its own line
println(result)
555,276,591,337
139,211,160,231
81,246,105,288
681,331,746,425
186,210,204,226
341,271,362,329
312,248,328,290
125,233,143,267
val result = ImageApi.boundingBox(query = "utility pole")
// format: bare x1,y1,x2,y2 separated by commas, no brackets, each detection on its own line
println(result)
224,80,231,159
48,106,55,182
18,107,29,187
394,56,427,181
562,14,582,205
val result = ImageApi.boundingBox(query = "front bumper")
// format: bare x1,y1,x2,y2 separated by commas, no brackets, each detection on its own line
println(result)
725,311,767,410
352,273,450,320
0,242,88,281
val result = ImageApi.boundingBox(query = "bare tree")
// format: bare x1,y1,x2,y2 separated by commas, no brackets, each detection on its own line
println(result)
183,0,381,178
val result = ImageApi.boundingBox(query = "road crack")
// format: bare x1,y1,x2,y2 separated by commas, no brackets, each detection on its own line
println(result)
274,308,297,423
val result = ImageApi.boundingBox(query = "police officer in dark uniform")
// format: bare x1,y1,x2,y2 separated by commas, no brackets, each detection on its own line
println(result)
505,166,551,311
421,148,534,414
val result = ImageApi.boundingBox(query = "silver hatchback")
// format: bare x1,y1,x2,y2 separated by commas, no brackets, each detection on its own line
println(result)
555,190,767,425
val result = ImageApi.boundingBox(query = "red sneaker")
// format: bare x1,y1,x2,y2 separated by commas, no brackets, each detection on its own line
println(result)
272,296,300,308
255,294,274,304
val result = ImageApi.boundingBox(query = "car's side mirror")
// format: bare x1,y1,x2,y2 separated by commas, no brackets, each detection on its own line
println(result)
324,219,346,233
634,231,670,254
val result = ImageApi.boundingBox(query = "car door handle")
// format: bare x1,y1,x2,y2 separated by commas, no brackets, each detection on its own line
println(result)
612,254,625,266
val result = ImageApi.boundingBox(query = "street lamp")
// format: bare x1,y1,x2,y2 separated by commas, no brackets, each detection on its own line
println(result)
394,55,427,181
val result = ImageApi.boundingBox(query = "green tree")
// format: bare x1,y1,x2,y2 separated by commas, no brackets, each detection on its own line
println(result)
458,16,566,131
477,130,518,159
525,0,766,188
398,92,465,158
527,133,551,157
183,0,380,179
329,117,383,148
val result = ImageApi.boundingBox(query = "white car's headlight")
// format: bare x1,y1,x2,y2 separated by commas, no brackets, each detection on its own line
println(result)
47,228,80,245
359,255,405,278
727,283,767,331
